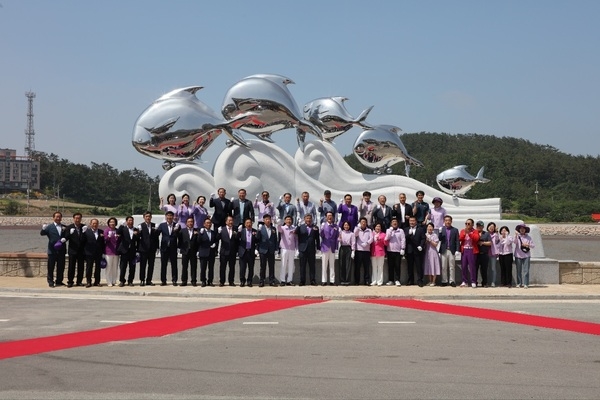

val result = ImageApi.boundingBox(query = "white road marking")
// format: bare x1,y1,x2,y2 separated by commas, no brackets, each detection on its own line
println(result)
242,321,279,325
0,319,9,322
100,320,136,324
378,321,416,324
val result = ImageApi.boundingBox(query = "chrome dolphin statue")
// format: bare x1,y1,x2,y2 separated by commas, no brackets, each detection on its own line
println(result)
132,86,249,170
353,125,423,176
436,165,490,197
221,74,322,151
303,97,373,142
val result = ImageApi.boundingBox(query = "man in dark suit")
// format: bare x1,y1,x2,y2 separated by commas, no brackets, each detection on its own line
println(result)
158,211,180,286
438,215,461,287
178,216,199,286
117,216,139,287
209,187,232,231
198,218,217,287
237,217,258,287
216,215,238,286
40,211,67,288
65,212,86,287
256,214,278,287
295,214,320,286
81,218,105,287
392,193,413,229
404,216,426,287
137,211,159,286
373,195,393,231
231,188,255,230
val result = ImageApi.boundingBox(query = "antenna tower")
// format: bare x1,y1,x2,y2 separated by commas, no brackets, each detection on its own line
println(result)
25,91,36,159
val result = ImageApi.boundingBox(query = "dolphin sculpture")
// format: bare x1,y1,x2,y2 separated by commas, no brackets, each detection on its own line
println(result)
353,125,423,175
221,74,322,151
436,165,491,197
132,86,249,170
303,97,373,141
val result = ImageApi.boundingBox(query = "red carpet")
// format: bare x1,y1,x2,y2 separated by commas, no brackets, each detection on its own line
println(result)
0,299,323,360
360,299,600,336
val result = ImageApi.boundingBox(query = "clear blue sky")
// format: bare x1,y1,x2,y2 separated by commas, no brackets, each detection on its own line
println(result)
1,0,599,179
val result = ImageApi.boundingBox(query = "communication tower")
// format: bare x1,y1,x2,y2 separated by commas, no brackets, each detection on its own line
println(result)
25,91,36,159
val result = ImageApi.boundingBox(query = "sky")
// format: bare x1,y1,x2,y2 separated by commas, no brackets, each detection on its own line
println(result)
1,0,599,180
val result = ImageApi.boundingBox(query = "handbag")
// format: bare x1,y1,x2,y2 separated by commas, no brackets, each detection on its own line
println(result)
518,237,530,253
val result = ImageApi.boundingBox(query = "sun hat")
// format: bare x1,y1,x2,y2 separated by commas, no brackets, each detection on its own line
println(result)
516,224,530,233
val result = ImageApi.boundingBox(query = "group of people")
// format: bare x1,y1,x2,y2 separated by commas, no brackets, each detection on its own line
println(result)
40,188,535,289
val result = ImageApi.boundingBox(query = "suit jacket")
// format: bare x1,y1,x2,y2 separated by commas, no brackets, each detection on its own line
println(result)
197,228,217,258
116,225,139,256
138,221,159,254
157,222,179,252
231,199,255,227
373,205,393,231
403,225,426,254
81,229,105,259
217,226,238,256
295,224,321,253
438,226,461,254
277,201,297,222
392,203,413,229
40,223,67,255
178,227,199,256
209,196,232,227
256,224,278,255
238,227,258,257
65,223,86,256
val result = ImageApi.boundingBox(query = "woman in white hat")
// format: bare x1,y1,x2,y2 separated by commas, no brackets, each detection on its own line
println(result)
514,224,534,288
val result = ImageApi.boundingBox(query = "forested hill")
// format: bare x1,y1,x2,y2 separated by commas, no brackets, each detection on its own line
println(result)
343,132,600,222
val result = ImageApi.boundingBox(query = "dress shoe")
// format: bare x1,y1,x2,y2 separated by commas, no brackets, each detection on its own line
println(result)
192,282,197,287
172,282,178,287
201,282,206,287
180,283,187,287
229,282,236,287
259,281,264,288
140,282,145,287
160,282,167,286
128,282,135,287
310,281,317,286
240,282,245,287
329,283,335,286
67,283,73,288
76,283,84,287
147,282,155,286
219,283,224,287
208,282,215,287
286,282,295,286
247,282,253,287
55,282,66,287
48,283,55,288
86,283,92,288
118,282,125,287
418,281,424,288
299,282,305,286
280,282,286,287
270,282,276,287
94,283,102,287
450,282,457,287
321,283,327,286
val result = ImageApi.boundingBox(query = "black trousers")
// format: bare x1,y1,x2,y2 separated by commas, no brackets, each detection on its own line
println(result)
387,251,402,283
47,251,66,285
499,253,513,286
354,250,371,285
477,253,489,286
181,253,198,284
139,251,156,284
405,252,423,285
219,253,236,284
259,252,275,283
338,245,353,284
239,250,256,284
299,249,316,284
119,253,136,284
85,256,102,285
67,251,85,285
199,256,215,283
160,247,178,283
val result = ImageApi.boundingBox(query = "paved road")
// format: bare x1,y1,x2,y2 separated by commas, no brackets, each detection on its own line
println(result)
1,294,599,399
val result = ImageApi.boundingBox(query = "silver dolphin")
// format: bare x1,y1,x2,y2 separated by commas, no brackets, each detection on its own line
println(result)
303,97,373,141
436,165,490,197
221,75,322,151
132,86,249,170
353,125,423,175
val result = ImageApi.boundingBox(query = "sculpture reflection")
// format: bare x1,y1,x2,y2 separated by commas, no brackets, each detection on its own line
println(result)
353,125,423,176
221,74,322,150
436,165,490,197
303,97,373,142
132,86,248,170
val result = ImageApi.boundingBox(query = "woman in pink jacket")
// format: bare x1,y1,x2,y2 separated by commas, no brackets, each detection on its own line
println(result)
370,223,387,286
